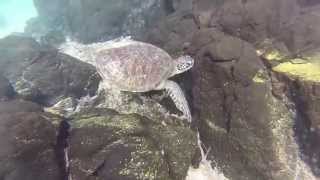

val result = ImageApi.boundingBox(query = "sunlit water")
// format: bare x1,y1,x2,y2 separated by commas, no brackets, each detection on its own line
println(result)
0,0,37,38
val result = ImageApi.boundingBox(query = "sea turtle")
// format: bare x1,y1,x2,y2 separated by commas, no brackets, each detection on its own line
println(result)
60,37,194,122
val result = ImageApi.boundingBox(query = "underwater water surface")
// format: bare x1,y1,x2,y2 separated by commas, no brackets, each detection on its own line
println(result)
0,0,37,38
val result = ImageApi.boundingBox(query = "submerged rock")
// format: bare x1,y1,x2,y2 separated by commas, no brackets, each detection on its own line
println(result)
68,108,197,180
0,74,15,100
0,35,100,106
189,28,308,180
145,9,197,54
267,51,320,176
0,99,60,180
145,0,320,179
147,16,318,178
30,0,172,43
189,0,320,54
186,133,229,180
0,34,198,180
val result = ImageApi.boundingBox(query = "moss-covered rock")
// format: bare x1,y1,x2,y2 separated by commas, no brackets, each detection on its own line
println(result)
0,99,60,180
0,74,15,100
252,69,269,83
187,28,316,180
273,62,320,82
68,108,197,180
271,60,320,176
0,35,100,106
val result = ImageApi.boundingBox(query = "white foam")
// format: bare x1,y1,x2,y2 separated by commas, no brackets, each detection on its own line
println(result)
186,133,229,180
91,36,134,50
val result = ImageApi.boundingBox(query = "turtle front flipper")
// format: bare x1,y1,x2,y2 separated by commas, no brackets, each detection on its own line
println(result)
157,80,192,122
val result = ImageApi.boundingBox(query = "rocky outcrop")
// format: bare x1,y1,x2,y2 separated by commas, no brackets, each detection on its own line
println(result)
278,74,320,177
0,35,100,106
0,35,198,180
0,74,15,100
261,48,320,176
145,11,197,55
298,0,320,7
279,5,320,53
190,0,320,54
28,0,173,43
188,28,314,180
0,99,60,180
145,0,320,179
68,108,196,180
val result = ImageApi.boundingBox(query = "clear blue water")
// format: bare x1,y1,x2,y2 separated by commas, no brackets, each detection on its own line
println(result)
0,0,37,38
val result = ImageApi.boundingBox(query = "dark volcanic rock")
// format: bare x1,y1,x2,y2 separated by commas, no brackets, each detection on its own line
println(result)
144,0,320,179
279,6,320,53
189,29,315,180
0,75,15,100
192,29,270,179
0,99,42,113
271,61,320,176
213,0,300,44
171,0,193,12
190,28,264,125
298,0,320,6
0,34,198,180
68,108,197,180
0,35,100,106
190,0,320,54
31,0,171,43
146,23,315,179
0,99,60,180
145,7,197,54
146,0,320,55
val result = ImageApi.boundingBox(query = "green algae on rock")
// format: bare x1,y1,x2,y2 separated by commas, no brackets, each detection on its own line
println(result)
273,62,320,82
252,69,269,83
255,38,290,62
0,99,60,180
262,50,286,61
69,108,197,180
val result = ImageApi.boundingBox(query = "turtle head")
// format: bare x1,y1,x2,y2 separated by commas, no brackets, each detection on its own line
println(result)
172,55,194,76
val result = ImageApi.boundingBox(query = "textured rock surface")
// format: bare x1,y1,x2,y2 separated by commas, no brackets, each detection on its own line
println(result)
277,74,320,176
0,74,15,100
145,0,320,179
188,29,314,180
145,3,197,54
188,0,320,53
0,36,100,106
68,108,197,180
263,49,320,176
0,99,60,180
30,0,171,43
0,34,198,180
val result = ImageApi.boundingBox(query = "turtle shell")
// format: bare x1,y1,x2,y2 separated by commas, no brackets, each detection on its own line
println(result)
94,41,175,92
